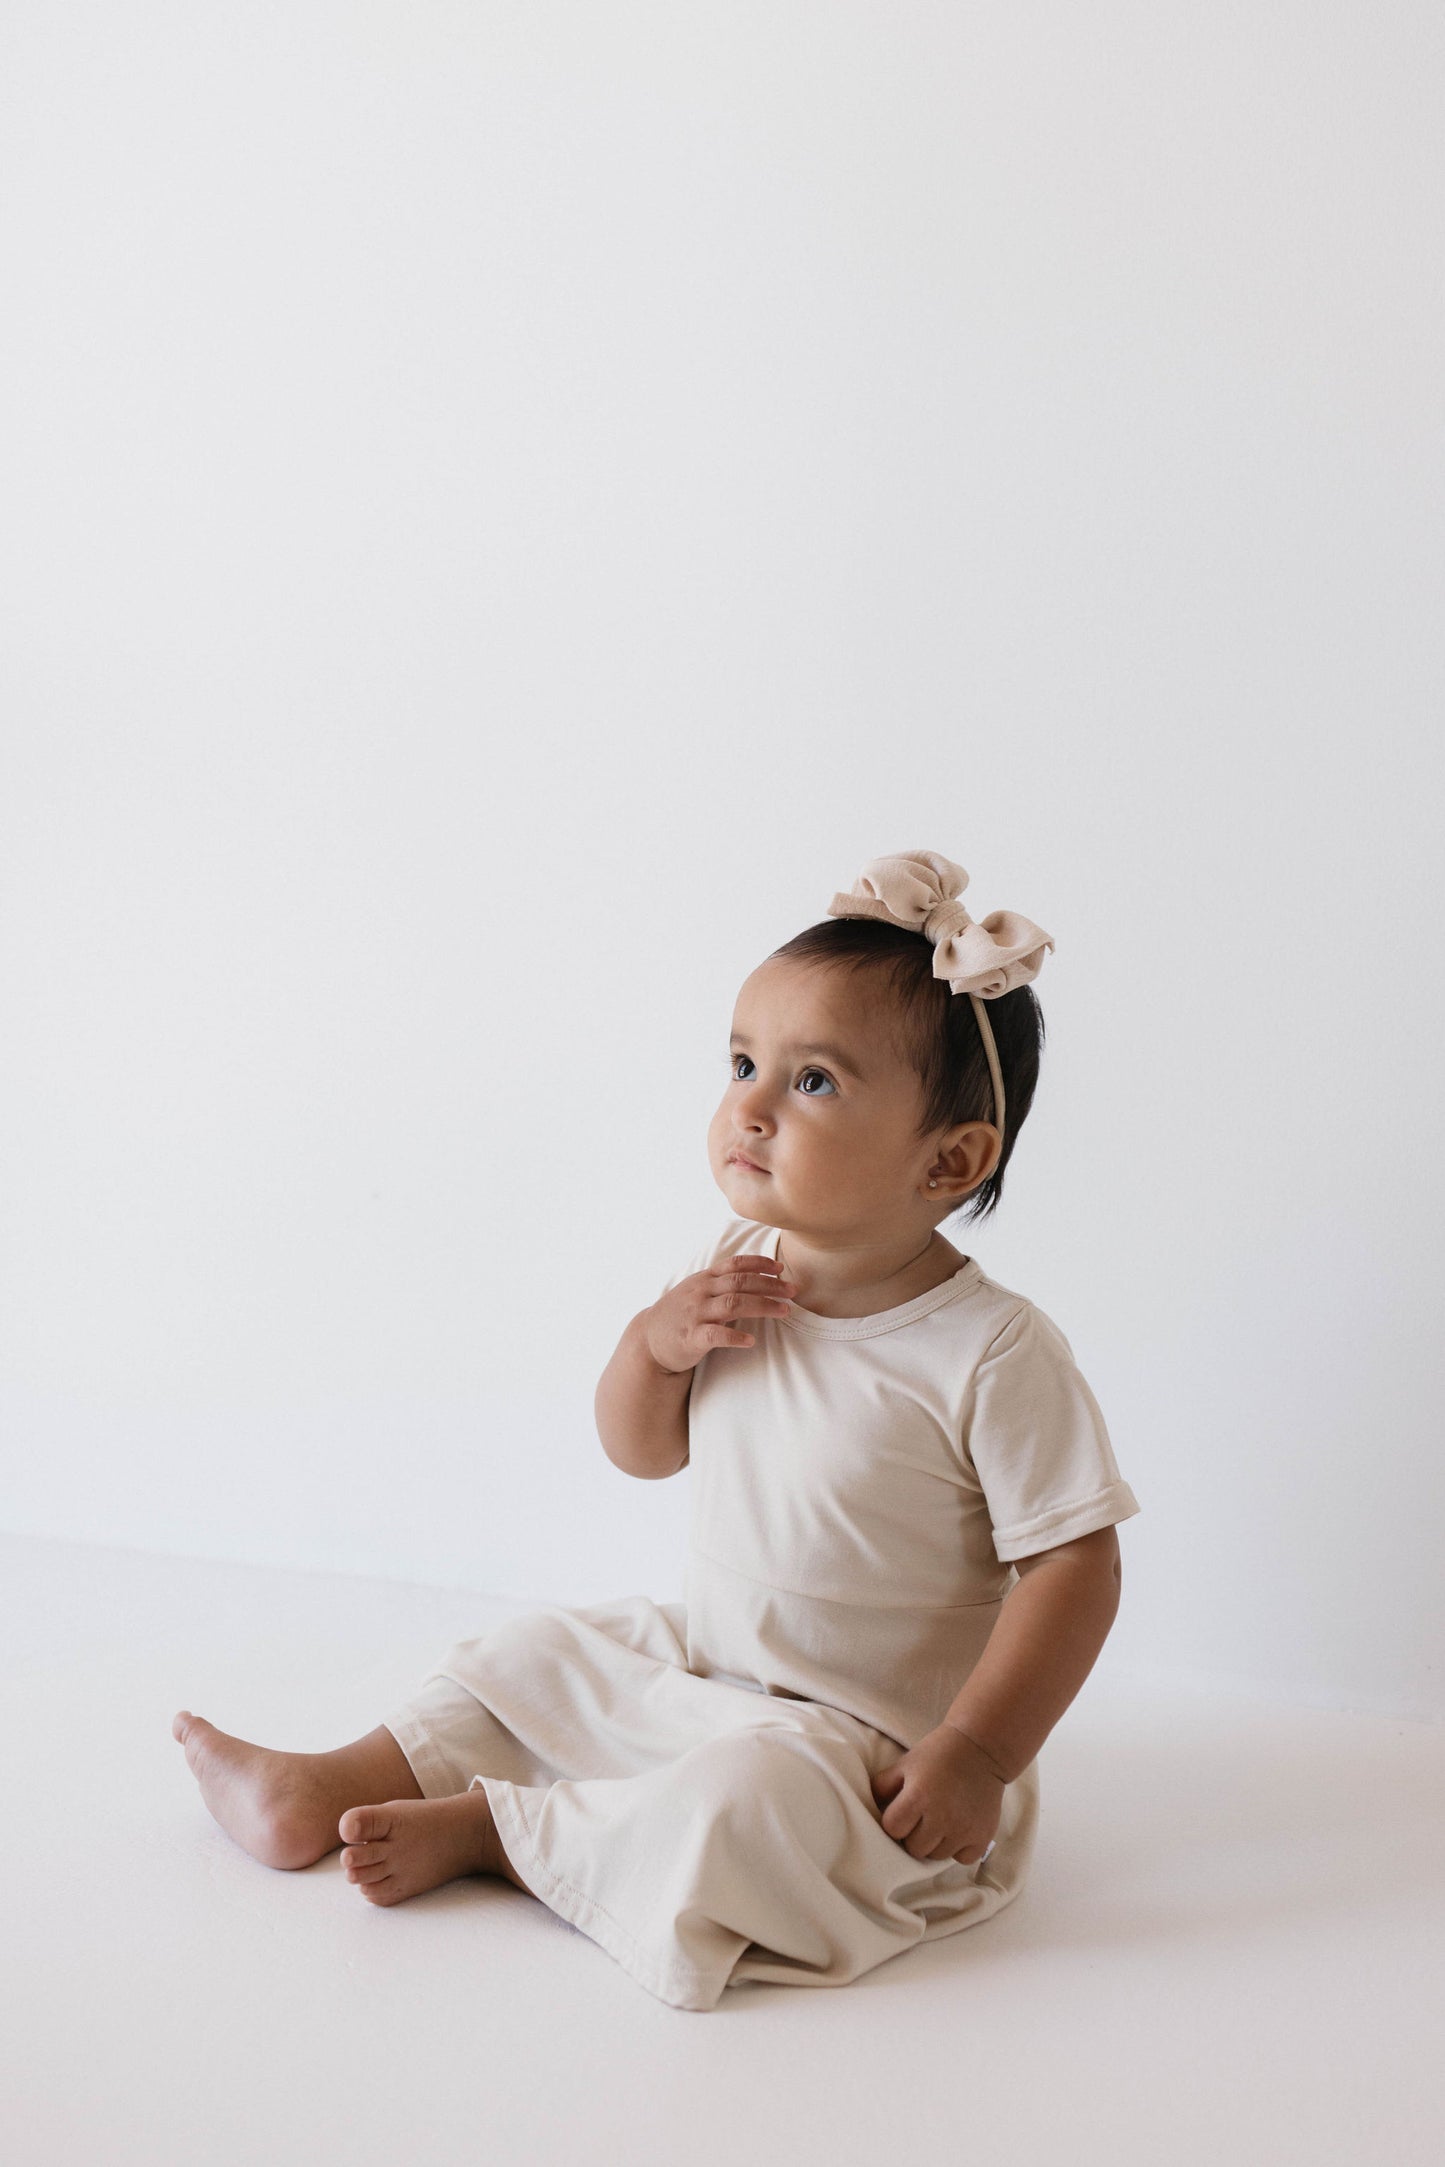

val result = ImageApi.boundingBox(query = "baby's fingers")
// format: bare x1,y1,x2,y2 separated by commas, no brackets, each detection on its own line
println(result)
706,1269,798,1323
880,1791,923,1845
902,1812,949,1859
702,1324,757,1351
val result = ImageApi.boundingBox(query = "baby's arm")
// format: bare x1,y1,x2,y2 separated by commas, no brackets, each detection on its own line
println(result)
941,1524,1123,1781
594,1311,695,1480
872,1525,1122,1863
594,1253,798,1480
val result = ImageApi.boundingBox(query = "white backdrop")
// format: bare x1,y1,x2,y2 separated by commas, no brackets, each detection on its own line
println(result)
2,2,1441,1719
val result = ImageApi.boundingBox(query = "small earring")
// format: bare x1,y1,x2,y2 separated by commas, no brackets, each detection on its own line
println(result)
928,1179,937,1188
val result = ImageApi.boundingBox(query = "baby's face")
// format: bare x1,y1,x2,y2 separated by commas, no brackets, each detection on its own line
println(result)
707,959,941,1237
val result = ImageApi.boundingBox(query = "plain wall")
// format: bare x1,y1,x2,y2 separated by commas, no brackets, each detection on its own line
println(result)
2,1,1441,1718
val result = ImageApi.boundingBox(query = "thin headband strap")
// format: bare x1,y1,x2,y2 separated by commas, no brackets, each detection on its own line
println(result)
826,848,1055,1141
968,993,1009,1145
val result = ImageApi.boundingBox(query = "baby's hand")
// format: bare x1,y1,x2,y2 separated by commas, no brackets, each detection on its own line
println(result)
871,1724,1004,1865
644,1255,799,1375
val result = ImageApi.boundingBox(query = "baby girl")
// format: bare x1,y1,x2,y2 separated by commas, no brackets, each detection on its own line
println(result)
175,847,1140,2012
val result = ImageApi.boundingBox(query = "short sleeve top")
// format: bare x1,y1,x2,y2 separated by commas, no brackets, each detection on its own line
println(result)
655,1214,1141,1744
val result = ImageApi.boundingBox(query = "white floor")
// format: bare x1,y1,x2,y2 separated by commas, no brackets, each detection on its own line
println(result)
3,1530,1441,2167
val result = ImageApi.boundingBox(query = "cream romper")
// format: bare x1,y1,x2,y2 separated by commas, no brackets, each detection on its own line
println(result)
382,1214,1142,2012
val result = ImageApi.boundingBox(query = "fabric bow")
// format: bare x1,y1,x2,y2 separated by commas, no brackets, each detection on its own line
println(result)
827,849,1054,998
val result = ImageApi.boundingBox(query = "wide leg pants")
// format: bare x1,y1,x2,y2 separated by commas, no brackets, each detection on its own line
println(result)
381,1593,1038,2012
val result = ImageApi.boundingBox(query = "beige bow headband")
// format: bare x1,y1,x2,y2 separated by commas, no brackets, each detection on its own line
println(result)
827,849,1054,1142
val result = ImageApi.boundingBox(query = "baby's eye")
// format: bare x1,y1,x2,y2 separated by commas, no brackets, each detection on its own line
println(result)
729,1056,836,1096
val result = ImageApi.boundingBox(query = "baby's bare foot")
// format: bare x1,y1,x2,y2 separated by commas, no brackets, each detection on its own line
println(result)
338,1792,509,1906
172,1710,338,1869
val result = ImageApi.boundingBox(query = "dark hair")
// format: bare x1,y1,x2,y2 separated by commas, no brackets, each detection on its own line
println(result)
765,916,1046,1224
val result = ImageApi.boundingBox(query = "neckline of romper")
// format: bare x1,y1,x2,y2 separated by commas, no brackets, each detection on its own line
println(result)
757,1222,984,1341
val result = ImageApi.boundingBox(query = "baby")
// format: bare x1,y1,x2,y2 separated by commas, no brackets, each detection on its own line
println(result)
175,847,1140,2012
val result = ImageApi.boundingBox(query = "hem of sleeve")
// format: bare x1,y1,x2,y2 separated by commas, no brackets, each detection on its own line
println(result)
992,1481,1141,1562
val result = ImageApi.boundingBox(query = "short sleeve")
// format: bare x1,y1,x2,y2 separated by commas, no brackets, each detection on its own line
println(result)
962,1304,1141,1563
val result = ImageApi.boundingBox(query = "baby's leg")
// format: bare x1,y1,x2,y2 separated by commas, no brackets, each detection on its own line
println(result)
336,1792,530,1905
172,1709,530,1899
173,1711,423,1868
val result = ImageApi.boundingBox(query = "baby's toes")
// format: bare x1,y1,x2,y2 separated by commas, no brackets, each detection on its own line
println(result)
347,1860,392,1886
338,1805,392,1846
359,1876,399,1906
